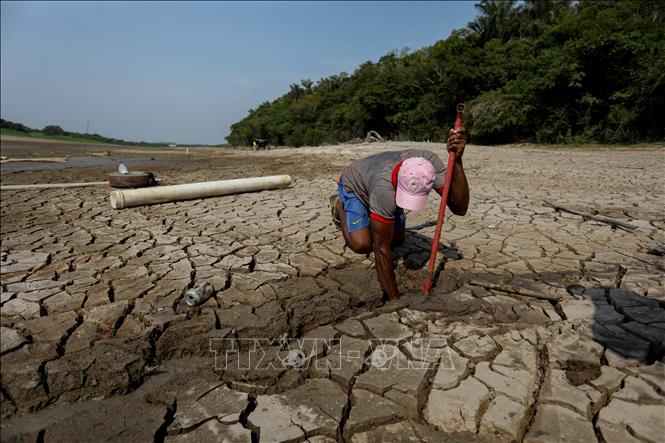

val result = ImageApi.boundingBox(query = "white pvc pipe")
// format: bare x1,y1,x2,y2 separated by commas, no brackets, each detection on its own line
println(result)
109,175,291,209
1,181,108,190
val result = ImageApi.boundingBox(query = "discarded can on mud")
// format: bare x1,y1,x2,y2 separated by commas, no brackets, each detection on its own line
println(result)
185,282,214,307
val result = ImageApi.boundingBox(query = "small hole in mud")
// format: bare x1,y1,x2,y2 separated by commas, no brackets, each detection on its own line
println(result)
565,360,601,386
566,284,585,296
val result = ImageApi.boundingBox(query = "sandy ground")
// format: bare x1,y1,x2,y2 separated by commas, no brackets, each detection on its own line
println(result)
1,137,664,442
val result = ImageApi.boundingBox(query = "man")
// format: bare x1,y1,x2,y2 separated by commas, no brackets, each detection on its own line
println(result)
331,128,469,300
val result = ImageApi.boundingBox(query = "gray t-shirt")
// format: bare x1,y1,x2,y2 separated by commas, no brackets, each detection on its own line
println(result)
340,149,446,221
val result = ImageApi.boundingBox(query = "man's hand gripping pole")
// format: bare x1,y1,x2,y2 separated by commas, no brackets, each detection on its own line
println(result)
423,103,464,295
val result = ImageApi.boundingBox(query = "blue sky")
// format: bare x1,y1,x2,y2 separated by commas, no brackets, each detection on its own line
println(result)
1,1,478,144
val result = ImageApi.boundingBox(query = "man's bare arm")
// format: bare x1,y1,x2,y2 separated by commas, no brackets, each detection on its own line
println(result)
448,159,469,215
444,128,470,215
370,219,399,300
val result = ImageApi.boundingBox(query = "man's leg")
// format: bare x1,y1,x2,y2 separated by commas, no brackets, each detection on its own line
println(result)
391,209,406,247
336,184,372,254
391,227,405,247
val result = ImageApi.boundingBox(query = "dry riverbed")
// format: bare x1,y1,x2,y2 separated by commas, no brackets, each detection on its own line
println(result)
1,138,664,442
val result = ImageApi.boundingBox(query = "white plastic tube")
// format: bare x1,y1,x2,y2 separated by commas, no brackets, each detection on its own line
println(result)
109,175,291,209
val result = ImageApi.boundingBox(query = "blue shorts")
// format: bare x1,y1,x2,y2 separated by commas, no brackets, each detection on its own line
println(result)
338,182,405,233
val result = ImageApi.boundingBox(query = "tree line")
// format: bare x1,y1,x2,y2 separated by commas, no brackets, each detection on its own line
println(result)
227,1,664,147
0,119,169,147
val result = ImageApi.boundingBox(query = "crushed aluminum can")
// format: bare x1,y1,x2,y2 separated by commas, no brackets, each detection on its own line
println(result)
282,349,307,368
185,282,214,307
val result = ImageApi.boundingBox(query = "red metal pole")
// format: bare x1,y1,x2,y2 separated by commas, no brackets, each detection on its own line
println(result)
423,103,464,295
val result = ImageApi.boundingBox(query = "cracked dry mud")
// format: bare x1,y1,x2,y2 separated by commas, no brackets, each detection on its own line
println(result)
1,140,664,442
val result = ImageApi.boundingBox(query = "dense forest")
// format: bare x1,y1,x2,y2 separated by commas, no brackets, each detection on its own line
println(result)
0,119,172,147
227,1,664,147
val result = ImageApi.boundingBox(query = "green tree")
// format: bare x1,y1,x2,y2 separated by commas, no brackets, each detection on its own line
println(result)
227,0,664,146
42,125,65,135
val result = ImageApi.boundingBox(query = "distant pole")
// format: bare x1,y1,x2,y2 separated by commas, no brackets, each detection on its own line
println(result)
84,119,90,151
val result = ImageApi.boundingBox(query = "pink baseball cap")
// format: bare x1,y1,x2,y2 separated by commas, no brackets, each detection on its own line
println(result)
396,157,436,211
